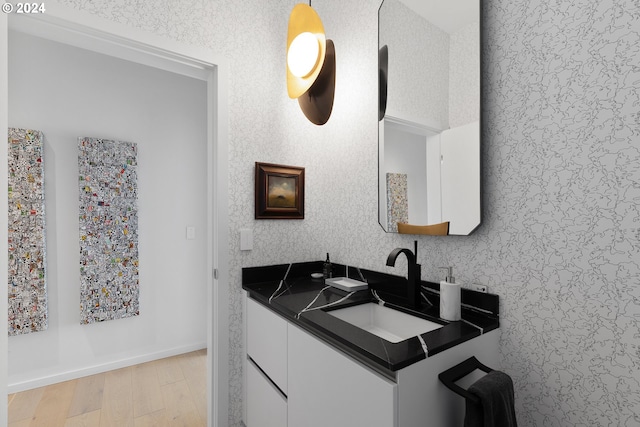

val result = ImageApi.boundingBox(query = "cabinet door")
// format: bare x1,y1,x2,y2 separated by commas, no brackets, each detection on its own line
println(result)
288,324,397,427
247,297,288,393
247,359,287,427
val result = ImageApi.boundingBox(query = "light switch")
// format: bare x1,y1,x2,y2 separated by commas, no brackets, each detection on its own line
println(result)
186,226,196,240
240,228,253,251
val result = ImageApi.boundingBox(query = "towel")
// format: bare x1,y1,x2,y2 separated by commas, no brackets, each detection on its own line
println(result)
464,370,517,427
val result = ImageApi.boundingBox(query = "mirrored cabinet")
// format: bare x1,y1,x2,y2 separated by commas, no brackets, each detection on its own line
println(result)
378,0,481,236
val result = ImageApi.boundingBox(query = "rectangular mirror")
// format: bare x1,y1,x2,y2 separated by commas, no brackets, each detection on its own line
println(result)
378,0,481,236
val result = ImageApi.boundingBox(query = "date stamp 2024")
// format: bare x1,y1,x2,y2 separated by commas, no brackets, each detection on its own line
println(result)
2,2,46,14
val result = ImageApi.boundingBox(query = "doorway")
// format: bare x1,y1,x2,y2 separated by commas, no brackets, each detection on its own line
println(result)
1,8,230,427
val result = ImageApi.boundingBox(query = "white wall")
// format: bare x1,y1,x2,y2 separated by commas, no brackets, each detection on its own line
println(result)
440,121,480,235
7,31,208,391
384,126,428,225
426,134,442,224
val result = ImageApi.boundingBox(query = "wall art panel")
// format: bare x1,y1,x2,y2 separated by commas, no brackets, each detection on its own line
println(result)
7,128,48,336
386,172,408,232
78,137,139,324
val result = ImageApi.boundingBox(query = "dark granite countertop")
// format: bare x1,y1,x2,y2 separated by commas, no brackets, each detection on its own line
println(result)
242,261,499,378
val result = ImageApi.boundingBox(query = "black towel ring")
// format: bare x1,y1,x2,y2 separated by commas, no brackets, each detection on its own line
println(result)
438,356,493,404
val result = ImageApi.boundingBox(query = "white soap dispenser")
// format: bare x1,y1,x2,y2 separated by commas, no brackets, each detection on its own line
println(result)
439,267,461,321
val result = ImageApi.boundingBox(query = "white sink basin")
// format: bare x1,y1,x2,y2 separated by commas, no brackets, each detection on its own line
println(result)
327,302,443,343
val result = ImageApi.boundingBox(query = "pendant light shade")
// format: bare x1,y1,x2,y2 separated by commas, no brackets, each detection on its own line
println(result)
287,3,336,125
298,39,335,125
287,3,327,99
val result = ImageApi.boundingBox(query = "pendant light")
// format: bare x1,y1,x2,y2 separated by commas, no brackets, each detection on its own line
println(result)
287,2,336,125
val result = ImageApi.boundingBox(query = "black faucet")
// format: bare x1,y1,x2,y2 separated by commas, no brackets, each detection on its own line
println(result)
386,240,422,310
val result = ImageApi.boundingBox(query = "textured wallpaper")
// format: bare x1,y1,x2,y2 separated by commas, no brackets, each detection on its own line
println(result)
481,1,640,425
379,0,449,127
53,0,640,426
449,21,480,128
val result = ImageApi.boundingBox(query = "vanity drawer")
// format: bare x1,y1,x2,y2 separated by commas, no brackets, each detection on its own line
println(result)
288,323,396,427
247,297,288,394
246,358,287,427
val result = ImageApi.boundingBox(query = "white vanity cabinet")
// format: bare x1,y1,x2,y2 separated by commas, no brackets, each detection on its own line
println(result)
246,361,287,427
244,294,500,427
288,323,396,427
245,297,394,427
246,297,288,427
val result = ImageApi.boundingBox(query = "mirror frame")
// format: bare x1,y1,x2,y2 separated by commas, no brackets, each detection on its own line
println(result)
377,0,483,236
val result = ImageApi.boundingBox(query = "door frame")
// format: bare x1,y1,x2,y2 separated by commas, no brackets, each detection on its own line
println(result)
0,2,230,426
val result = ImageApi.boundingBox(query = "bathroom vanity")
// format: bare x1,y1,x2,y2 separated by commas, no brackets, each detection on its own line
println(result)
242,261,499,427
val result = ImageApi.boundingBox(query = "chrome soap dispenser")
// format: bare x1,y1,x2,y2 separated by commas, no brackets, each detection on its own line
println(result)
439,267,461,321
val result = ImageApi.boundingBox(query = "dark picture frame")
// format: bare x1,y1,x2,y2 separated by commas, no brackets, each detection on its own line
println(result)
255,162,305,219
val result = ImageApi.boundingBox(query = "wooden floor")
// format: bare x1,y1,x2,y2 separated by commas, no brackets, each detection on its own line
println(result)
7,349,207,427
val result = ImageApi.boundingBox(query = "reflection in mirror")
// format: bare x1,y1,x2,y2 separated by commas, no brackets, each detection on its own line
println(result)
378,0,480,236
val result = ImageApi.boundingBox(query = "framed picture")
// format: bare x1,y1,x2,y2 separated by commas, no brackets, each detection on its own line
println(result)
255,162,305,219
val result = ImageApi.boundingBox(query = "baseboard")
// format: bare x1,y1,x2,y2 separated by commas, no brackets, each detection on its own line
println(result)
7,342,207,393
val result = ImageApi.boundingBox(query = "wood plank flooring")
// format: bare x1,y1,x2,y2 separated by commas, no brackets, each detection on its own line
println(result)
7,349,207,427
